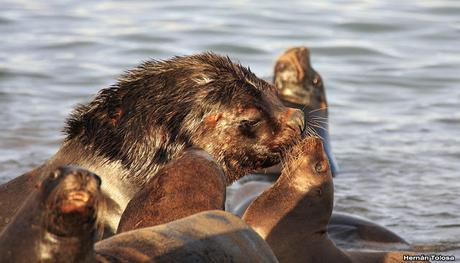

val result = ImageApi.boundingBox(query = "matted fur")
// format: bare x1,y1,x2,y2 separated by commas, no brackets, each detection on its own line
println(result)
64,53,287,185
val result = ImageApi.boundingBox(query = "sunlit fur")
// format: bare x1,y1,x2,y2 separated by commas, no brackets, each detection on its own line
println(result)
64,53,301,185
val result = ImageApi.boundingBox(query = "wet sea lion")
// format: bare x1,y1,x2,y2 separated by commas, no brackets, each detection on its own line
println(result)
242,137,426,263
228,46,408,249
0,53,304,235
117,148,226,233
96,210,279,263
0,166,104,263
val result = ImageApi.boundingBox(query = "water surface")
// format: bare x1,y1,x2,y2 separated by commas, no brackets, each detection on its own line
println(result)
1,0,459,257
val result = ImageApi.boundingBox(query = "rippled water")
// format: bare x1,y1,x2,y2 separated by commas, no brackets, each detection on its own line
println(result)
1,0,459,257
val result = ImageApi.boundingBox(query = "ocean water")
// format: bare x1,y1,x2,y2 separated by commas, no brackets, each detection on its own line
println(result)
1,0,459,257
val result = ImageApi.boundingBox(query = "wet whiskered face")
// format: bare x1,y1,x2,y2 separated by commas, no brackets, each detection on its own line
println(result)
283,137,332,197
195,88,305,183
40,166,104,237
281,137,334,227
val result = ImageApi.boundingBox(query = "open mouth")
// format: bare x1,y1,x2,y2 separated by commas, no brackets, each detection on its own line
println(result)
60,191,93,214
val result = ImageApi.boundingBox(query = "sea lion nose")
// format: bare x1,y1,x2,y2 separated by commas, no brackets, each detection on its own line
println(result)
285,108,305,134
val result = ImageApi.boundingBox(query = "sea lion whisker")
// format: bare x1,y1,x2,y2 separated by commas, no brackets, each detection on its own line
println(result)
308,120,329,132
310,116,329,121
310,119,329,126
307,126,324,140
310,125,329,135
308,106,328,114
306,126,320,137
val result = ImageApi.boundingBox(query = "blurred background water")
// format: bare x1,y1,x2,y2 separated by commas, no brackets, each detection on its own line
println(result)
0,0,459,257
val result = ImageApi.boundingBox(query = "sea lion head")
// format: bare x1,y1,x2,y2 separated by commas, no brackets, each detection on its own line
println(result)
242,137,334,243
65,53,304,185
40,166,105,238
274,47,327,111
192,67,305,183
282,136,333,227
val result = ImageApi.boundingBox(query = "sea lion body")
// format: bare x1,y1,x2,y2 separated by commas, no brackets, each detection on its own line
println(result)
0,166,104,263
0,53,304,235
96,210,279,263
329,212,409,249
117,148,226,232
242,137,427,263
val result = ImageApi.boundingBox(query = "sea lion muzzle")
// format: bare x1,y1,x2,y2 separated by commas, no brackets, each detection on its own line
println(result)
284,108,305,135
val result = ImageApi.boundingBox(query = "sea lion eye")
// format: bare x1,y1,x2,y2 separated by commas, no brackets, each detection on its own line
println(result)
312,75,321,87
239,119,261,130
50,170,61,180
314,160,328,174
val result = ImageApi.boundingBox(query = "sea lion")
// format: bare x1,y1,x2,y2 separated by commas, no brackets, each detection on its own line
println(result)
0,53,304,235
117,148,226,233
96,210,279,263
0,166,104,263
242,137,426,263
256,46,338,176
228,46,408,249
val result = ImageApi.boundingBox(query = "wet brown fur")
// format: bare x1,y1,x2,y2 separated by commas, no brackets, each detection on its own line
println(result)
117,148,226,233
64,52,302,185
0,52,303,235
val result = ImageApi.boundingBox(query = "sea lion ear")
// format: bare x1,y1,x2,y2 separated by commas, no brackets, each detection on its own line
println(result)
203,113,222,129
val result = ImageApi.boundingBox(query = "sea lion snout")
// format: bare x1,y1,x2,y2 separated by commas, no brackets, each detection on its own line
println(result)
44,166,103,216
284,108,305,135
60,190,94,214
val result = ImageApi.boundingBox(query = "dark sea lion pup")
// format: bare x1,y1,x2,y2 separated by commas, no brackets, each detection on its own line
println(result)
242,137,427,263
0,166,105,263
0,52,304,235
117,148,226,232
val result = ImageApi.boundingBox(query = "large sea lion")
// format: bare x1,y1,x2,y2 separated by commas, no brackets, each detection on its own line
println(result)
228,47,408,249
96,210,279,263
0,166,104,263
242,137,427,263
0,53,304,235
117,148,226,233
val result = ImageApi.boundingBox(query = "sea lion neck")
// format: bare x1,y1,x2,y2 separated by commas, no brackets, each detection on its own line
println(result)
39,231,96,263
243,172,333,241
